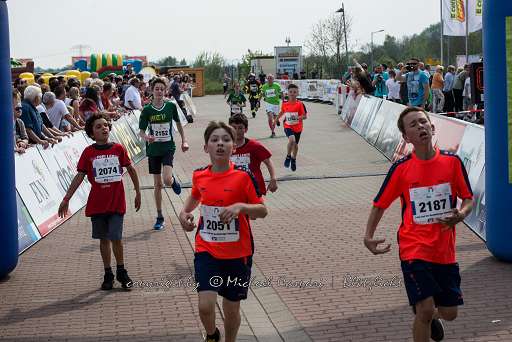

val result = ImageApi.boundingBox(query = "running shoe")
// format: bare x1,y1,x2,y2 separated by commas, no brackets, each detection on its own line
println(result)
204,328,220,342
430,318,445,341
290,158,297,172
276,119,280,127
252,112,256,118
116,268,133,289
271,132,276,138
171,178,182,195
153,216,165,230
284,155,291,168
101,272,114,291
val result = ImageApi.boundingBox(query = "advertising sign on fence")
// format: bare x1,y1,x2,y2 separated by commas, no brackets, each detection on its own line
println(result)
15,148,68,236
16,192,41,253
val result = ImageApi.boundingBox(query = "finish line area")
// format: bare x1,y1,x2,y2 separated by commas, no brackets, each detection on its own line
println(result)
1,96,509,342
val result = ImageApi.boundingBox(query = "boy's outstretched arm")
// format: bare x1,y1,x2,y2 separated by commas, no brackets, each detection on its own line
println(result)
58,172,86,217
126,164,141,212
364,206,391,255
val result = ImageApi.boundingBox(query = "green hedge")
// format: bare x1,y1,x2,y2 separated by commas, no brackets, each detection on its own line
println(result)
204,79,224,95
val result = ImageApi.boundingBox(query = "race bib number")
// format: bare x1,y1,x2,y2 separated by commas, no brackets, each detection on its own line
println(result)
285,112,300,125
230,153,250,169
231,104,241,114
250,84,258,92
92,156,122,183
151,122,171,142
266,89,276,98
265,103,279,114
410,183,453,225
199,205,240,242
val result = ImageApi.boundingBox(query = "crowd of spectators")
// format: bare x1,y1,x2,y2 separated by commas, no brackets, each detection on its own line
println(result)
342,58,477,121
12,68,195,154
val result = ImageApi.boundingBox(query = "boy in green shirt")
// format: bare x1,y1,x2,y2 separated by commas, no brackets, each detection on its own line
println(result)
226,82,247,117
260,74,282,138
139,77,189,230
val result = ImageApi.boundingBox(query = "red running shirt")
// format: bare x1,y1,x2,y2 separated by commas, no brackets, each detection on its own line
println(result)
281,100,306,133
230,138,272,195
77,143,131,217
373,149,473,264
191,163,264,259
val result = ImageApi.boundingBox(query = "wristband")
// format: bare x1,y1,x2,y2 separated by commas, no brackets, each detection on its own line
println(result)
63,196,70,202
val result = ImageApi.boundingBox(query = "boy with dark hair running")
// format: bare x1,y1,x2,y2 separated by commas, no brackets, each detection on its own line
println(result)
58,113,141,290
229,113,278,195
139,77,189,230
276,83,307,172
226,82,247,117
364,107,474,342
179,121,267,342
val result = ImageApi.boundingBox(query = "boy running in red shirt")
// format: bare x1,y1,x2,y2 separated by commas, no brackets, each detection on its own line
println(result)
277,83,307,171
58,113,141,290
228,113,278,195
364,107,473,342
179,121,267,342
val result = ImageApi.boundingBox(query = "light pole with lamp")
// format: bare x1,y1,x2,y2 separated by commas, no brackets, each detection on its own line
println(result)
336,3,349,73
370,29,384,71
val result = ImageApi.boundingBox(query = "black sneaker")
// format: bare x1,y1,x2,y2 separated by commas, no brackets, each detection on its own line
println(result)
290,158,297,172
116,268,133,289
252,112,256,118
153,216,165,230
171,178,182,195
284,156,291,168
276,119,280,127
204,328,220,342
101,272,114,291
431,318,445,341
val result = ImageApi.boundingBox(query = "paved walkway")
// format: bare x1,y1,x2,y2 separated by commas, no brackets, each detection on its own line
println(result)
1,95,511,342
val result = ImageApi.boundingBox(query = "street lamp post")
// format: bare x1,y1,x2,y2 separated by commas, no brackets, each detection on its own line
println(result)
336,3,350,72
370,29,384,71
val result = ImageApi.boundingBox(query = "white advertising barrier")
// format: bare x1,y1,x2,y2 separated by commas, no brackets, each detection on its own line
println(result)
37,134,91,216
170,99,189,132
456,125,486,240
181,93,197,116
351,96,383,137
15,147,68,237
276,79,341,103
337,91,487,241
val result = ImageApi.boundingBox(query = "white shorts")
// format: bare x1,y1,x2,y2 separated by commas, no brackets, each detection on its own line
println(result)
265,103,279,115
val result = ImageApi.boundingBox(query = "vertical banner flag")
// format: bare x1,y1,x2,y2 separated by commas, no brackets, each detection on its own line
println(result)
443,0,483,36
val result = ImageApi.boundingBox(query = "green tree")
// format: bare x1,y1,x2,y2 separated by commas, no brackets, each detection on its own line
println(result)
153,56,178,66
179,58,187,66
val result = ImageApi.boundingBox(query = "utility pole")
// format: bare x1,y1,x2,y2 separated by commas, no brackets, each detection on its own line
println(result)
336,3,350,71
71,44,90,57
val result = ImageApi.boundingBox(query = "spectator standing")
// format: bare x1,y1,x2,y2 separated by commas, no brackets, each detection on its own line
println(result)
20,85,57,148
431,66,445,113
372,64,389,98
398,58,430,108
48,86,82,132
79,87,100,121
453,65,469,112
13,89,29,154
124,78,142,110
442,65,456,112
385,70,401,102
